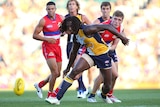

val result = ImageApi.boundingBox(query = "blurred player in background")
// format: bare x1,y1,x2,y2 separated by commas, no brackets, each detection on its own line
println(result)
33,1,64,102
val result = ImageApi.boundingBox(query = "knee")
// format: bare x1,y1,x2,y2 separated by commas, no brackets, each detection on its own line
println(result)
71,68,79,76
74,73,82,80
112,71,118,79
69,68,80,79
52,71,60,78
57,72,60,77
113,74,118,80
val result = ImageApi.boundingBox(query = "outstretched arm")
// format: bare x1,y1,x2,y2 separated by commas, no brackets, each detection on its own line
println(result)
83,24,129,45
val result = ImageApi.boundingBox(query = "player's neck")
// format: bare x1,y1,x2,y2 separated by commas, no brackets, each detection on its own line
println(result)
48,14,56,20
102,16,110,21
69,11,78,16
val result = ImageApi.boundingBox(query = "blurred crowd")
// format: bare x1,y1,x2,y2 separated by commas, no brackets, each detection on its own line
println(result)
0,0,160,90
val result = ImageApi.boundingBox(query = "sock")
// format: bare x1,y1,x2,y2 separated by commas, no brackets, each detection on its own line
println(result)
55,87,60,93
101,93,106,99
107,90,113,97
88,93,95,98
47,91,52,98
56,76,73,100
102,85,109,94
38,80,47,88
78,76,86,91
51,87,60,97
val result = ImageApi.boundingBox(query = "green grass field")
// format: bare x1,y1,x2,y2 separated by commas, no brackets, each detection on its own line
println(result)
0,89,160,107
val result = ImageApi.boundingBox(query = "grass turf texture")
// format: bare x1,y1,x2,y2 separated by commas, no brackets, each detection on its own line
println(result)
0,89,160,107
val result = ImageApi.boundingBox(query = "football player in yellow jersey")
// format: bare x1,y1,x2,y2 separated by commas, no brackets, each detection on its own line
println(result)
47,16,129,105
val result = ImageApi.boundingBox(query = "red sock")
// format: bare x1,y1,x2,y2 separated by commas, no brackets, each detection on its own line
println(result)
54,87,60,94
51,87,60,97
107,90,113,97
38,80,47,88
51,92,57,97
47,91,52,98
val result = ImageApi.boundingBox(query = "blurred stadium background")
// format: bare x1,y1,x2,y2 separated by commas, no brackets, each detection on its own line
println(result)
0,0,160,91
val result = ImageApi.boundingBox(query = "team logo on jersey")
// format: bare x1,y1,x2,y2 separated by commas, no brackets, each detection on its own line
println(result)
87,42,94,49
104,34,109,38
52,21,56,23
46,24,53,28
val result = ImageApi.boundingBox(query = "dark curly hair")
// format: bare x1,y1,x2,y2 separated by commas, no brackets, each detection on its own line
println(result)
60,16,81,34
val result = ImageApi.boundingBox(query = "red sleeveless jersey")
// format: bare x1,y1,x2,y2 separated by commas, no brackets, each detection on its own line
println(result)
100,19,123,42
43,14,62,44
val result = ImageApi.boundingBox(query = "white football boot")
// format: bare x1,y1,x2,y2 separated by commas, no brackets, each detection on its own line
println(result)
34,83,43,98
97,92,113,104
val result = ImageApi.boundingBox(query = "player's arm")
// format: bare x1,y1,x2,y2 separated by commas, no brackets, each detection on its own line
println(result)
121,30,126,37
110,28,128,50
63,37,81,76
59,15,65,37
60,15,65,21
110,29,126,50
81,14,92,25
33,18,46,41
83,24,129,45
67,41,81,69
33,18,56,43
110,38,119,51
92,19,101,24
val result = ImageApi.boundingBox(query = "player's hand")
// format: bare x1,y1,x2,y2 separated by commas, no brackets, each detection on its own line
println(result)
46,38,57,44
63,68,70,78
121,37,129,46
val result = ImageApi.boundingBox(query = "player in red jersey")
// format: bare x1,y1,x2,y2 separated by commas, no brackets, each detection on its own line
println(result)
87,8,126,103
32,1,64,102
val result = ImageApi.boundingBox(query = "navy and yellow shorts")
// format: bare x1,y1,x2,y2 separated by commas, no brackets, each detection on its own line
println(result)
81,53,111,69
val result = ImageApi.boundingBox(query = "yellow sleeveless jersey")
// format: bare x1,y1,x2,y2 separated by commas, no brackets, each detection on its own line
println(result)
76,25,109,56
76,14,82,22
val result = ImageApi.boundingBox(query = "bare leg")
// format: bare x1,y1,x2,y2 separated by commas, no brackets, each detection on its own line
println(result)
69,57,90,79
100,68,112,95
110,62,118,93
87,66,95,89
46,58,61,92
91,72,103,94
